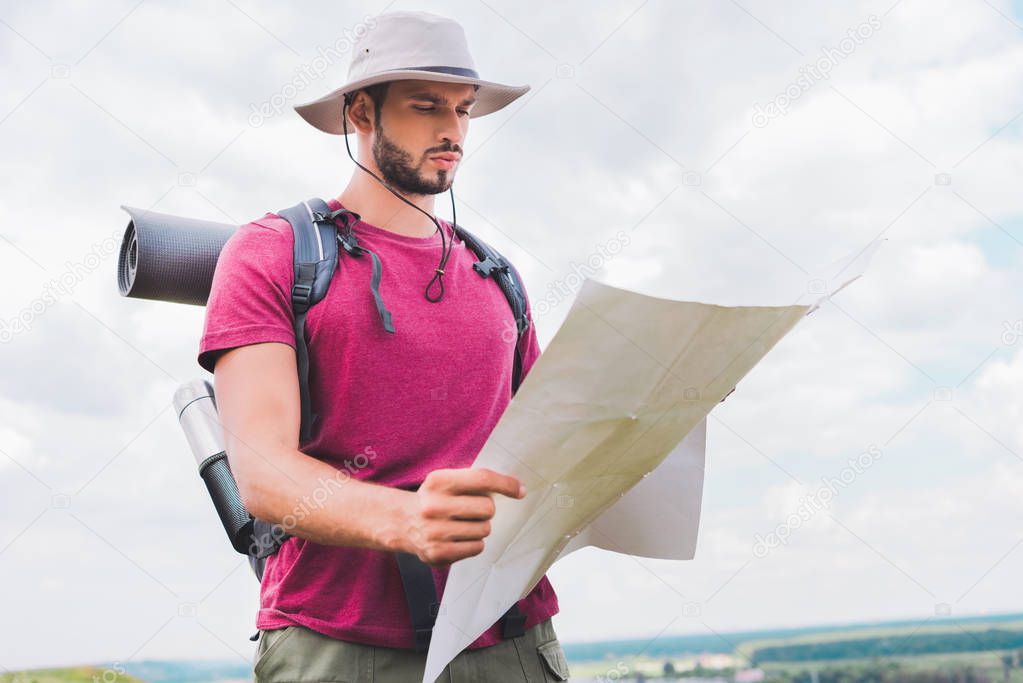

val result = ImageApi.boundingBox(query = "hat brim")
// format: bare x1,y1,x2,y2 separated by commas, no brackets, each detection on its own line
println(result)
293,71,530,135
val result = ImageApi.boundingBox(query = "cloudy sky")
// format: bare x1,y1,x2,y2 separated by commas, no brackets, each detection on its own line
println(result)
2,0,1022,671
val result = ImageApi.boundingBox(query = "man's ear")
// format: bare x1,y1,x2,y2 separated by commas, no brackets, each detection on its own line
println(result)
344,92,374,135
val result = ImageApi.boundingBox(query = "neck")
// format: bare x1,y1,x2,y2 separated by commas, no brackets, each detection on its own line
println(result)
337,170,441,239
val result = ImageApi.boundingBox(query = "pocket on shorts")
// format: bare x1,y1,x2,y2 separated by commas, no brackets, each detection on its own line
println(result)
253,626,297,679
536,638,570,681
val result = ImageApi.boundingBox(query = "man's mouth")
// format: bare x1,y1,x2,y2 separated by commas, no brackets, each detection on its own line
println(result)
429,153,460,170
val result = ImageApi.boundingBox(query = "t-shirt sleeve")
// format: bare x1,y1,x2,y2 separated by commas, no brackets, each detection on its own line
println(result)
197,218,296,374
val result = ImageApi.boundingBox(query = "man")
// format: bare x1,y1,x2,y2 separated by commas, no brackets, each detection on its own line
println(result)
196,10,569,683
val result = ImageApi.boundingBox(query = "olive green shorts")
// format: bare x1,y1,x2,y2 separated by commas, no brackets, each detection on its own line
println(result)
253,617,571,682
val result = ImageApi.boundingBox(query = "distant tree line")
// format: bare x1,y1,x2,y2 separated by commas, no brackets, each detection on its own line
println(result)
752,630,1023,664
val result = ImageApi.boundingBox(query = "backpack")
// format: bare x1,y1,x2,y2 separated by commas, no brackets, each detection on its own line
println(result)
246,197,532,650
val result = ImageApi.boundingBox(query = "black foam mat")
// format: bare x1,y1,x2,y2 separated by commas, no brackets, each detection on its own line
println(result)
117,205,238,306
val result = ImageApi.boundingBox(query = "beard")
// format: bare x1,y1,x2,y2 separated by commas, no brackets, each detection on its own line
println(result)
372,123,454,196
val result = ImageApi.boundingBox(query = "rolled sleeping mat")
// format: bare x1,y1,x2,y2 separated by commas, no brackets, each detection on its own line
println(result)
117,206,237,306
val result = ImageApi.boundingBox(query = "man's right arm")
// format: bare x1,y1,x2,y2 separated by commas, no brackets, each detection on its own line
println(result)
213,340,525,565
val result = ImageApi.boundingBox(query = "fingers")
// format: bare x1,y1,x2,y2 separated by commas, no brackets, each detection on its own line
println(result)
410,467,525,566
428,519,492,543
421,494,496,521
429,467,525,499
420,539,486,566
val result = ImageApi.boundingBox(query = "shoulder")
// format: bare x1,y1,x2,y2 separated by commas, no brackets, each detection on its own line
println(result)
247,212,295,241
250,211,293,233
212,212,297,287
221,212,294,255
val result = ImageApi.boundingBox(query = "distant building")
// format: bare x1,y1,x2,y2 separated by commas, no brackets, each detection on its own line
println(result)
697,653,735,669
734,668,766,683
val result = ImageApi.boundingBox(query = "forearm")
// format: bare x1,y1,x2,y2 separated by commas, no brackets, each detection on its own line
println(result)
236,446,414,554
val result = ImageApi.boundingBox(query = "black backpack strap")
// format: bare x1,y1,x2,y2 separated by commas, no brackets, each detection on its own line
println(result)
247,518,289,582
276,198,339,443
230,199,339,579
395,549,527,649
395,550,441,652
334,215,395,334
501,601,527,638
396,475,528,650
502,258,533,397
453,225,531,394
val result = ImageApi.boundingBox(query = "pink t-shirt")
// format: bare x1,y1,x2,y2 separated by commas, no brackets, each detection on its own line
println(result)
197,197,558,649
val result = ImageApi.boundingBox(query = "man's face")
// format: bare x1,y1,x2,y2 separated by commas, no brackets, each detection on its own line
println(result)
369,80,477,196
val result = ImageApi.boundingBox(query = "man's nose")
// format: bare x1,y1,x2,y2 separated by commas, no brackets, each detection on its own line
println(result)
437,110,466,147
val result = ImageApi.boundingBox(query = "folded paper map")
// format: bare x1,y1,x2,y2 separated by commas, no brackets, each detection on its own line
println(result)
423,239,885,682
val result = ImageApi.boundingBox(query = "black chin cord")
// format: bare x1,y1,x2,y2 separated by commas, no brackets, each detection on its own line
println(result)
341,95,456,303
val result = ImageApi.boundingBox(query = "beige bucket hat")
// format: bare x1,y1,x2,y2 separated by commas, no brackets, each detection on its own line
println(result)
293,10,531,135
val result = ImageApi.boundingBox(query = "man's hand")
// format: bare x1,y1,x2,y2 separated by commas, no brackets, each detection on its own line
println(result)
400,467,526,566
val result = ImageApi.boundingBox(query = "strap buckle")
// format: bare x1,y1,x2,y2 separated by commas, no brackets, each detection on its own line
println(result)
414,626,433,652
501,609,527,638
292,283,312,307
337,231,364,257
473,255,508,278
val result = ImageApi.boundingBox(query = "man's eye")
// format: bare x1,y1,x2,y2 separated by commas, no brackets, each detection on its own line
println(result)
413,107,470,117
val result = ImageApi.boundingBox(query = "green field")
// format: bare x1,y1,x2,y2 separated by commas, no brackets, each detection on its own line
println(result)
757,648,1023,681
0,667,146,683
740,619,1023,663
